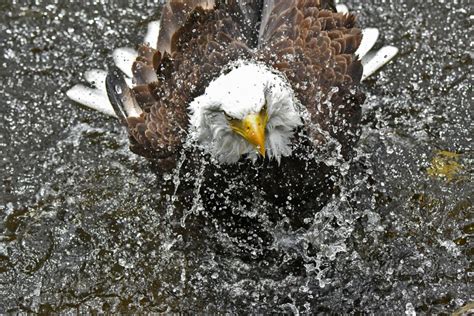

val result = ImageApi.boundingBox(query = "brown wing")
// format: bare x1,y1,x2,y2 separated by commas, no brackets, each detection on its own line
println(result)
258,0,364,158
157,0,216,54
125,1,257,161
121,0,363,161
215,0,264,47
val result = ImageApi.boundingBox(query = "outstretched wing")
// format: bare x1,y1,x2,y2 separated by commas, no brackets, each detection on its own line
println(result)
124,0,260,160
67,1,397,163
258,0,364,158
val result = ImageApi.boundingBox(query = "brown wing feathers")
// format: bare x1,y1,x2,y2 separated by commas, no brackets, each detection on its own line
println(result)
157,0,216,54
125,0,364,160
126,1,255,159
258,0,364,157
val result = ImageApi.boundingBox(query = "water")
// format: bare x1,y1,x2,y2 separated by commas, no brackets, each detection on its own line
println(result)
0,1,472,313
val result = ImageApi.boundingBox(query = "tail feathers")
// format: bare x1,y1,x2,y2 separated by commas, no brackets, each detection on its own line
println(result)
336,3,349,14
66,84,117,117
66,67,140,120
105,67,143,126
67,20,161,118
112,47,137,78
335,3,398,80
84,69,108,89
355,28,379,59
144,21,160,49
361,45,399,81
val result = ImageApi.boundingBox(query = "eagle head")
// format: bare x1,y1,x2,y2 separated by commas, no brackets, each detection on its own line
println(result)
189,61,303,164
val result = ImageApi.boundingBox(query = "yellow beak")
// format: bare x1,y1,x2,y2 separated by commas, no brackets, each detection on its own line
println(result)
229,110,268,157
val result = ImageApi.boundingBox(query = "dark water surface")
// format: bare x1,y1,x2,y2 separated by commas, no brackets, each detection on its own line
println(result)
1,1,472,313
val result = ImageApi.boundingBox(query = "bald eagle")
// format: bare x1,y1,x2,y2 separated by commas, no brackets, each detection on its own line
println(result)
67,0,397,169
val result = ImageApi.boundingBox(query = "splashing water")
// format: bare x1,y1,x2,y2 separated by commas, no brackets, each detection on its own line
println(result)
0,1,472,314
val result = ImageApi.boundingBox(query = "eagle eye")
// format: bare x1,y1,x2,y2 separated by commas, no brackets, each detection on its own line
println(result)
224,112,236,121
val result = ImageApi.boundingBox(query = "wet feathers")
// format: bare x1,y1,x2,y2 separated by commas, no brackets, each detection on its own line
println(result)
124,0,364,162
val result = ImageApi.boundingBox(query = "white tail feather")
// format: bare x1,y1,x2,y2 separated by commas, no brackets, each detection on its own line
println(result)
144,21,160,49
66,18,158,116
336,4,349,14
124,77,133,87
112,47,137,78
356,28,380,59
362,45,399,81
66,85,117,117
68,14,397,117
84,69,107,91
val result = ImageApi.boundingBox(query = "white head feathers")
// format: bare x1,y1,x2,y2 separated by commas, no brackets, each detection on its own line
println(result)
189,61,302,164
